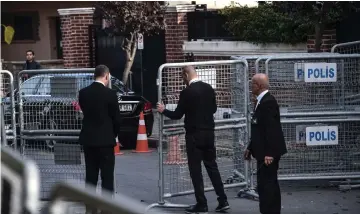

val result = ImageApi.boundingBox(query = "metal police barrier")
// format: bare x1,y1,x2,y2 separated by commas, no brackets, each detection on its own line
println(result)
42,182,170,214
331,40,360,54
146,60,249,211
0,70,17,148
17,68,95,200
1,145,41,214
264,54,360,112
278,116,360,178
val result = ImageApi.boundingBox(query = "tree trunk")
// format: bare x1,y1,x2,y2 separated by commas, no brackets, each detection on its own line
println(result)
122,33,138,86
314,22,325,52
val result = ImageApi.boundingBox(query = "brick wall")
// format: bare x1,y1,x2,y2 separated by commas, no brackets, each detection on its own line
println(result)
165,12,188,63
193,56,230,61
307,29,337,52
58,8,94,68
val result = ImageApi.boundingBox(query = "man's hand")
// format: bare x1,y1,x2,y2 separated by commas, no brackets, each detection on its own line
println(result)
244,149,251,160
157,102,165,113
264,156,273,165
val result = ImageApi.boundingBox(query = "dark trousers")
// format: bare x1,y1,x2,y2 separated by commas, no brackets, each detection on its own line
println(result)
257,158,281,214
83,146,115,193
185,130,227,206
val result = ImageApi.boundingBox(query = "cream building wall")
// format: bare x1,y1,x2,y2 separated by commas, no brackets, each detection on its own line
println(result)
1,1,92,61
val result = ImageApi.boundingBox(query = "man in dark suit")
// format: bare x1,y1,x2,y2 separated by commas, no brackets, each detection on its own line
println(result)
244,73,287,214
78,65,121,199
157,66,229,214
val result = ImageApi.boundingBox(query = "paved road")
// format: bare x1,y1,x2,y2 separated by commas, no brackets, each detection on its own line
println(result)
34,145,360,213
114,151,360,214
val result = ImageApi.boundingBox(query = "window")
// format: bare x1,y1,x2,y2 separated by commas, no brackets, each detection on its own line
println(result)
1,11,40,42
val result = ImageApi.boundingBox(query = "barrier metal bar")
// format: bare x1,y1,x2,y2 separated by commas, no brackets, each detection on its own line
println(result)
280,111,360,117
21,136,79,140
21,130,81,134
331,40,360,54
44,182,169,214
280,116,360,123
147,59,249,212
1,146,41,214
0,70,16,149
1,105,7,145
163,117,247,129
163,123,248,136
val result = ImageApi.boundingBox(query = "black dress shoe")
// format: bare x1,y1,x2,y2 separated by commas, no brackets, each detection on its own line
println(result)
185,204,208,214
215,201,230,212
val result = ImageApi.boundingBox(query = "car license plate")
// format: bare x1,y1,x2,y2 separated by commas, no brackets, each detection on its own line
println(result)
119,104,132,112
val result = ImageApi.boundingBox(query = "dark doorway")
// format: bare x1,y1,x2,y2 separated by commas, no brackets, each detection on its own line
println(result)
90,27,165,105
141,31,166,105
336,6,360,43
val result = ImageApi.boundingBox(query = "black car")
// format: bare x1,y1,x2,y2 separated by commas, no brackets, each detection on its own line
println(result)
2,73,154,149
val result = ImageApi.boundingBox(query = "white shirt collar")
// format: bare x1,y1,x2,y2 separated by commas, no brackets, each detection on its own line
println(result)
189,77,200,85
255,90,269,110
95,80,105,86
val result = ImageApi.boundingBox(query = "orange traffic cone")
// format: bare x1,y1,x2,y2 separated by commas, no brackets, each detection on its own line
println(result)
164,135,187,165
114,137,124,155
133,111,152,153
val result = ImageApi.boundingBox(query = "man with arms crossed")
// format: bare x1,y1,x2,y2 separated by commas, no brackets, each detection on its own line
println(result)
244,73,287,214
157,66,229,214
79,65,121,214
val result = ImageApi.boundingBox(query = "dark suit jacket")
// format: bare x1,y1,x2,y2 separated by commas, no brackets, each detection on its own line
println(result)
162,81,217,133
248,92,287,161
78,82,121,147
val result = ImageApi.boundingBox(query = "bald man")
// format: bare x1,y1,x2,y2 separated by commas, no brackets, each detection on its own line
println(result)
244,74,287,214
157,66,229,214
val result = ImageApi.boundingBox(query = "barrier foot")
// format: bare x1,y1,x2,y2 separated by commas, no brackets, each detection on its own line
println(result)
224,170,245,184
237,188,259,201
339,184,360,192
145,200,190,213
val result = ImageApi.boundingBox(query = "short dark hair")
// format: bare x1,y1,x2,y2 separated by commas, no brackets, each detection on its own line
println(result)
26,50,35,55
94,65,109,79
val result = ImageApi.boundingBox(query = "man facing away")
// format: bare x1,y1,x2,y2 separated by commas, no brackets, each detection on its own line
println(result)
244,73,287,214
157,66,229,214
78,65,121,213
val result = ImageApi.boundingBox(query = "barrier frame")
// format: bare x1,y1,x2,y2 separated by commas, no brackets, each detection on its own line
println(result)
331,40,360,54
146,59,250,211
1,70,17,147
1,145,41,214
17,68,95,200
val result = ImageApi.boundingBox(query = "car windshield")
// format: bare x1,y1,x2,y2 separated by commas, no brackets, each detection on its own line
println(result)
111,77,132,94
